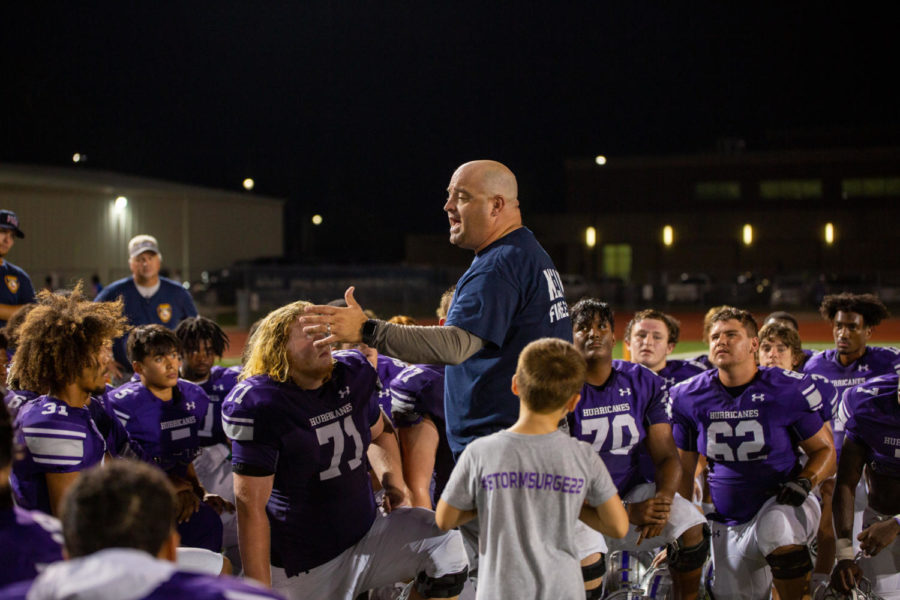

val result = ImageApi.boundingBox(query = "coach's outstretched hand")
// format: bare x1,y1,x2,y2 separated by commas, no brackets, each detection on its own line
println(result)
300,287,369,348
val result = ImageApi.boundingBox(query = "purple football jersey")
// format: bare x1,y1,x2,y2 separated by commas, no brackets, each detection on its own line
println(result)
106,379,210,477
3,389,38,421
656,358,708,391
88,392,150,461
374,353,409,423
10,396,109,513
0,506,63,586
807,373,839,423
803,346,900,397
390,364,446,426
838,373,900,479
803,345,900,451
390,363,453,501
694,353,713,370
569,360,669,494
222,351,380,575
669,367,826,525
194,365,239,447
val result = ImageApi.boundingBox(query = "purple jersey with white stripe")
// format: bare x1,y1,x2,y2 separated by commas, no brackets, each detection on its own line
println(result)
0,506,63,586
803,345,900,451
390,364,446,426
88,390,149,461
3,389,38,421
838,373,900,479
10,396,109,513
656,358,708,391
569,360,669,494
222,351,380,575
669,367,826,525
694,353,713,370
106,380,210,477
803,346,900,397
807,373,839,423
374,353,408,423
390,364,453,502
194,365,239,447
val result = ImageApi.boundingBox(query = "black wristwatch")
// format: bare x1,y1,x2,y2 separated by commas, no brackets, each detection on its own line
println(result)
361,319,379,346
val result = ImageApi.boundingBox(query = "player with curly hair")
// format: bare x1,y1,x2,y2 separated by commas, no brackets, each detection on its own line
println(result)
8,287,127,516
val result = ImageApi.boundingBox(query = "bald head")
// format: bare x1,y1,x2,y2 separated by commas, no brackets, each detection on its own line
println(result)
457,160,519,205
444,159,523,252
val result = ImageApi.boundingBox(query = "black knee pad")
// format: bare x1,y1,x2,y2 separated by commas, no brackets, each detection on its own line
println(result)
667,524,710,573
586,583,605,600
581,556,607,582
415,566,468,598
765,546,812,580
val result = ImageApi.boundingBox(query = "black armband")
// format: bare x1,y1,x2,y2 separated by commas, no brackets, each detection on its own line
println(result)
232,462,275,477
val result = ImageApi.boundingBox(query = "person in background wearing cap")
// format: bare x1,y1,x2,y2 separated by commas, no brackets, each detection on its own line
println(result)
95,234,198,382
0,210,36,327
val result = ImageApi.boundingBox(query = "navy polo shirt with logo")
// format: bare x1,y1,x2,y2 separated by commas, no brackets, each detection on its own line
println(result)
95,276,198,368
0,260,35,327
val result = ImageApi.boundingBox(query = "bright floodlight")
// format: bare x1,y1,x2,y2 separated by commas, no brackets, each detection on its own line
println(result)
243,178,255,191
585,226,597,248
662,225,674,247
742,224,753,246
114,196,128,213
825,222,835,245
312,214,323,226
72,153,82,163
594,155,607,166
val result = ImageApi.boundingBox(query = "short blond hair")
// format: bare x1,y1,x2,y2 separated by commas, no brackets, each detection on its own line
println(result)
515,338,586,413
241,300,312,382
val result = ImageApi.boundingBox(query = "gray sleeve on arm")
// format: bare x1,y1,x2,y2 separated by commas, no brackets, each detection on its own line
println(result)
369,322,484,365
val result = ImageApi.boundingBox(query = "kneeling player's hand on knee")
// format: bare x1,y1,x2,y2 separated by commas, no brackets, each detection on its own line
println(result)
629,496,671,527
637,523,666,545
858,518,900,557
775,477,811,506
830,559,862,593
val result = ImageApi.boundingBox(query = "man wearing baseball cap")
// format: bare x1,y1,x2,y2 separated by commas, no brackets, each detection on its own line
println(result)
96,234,198,381
0,210,35,327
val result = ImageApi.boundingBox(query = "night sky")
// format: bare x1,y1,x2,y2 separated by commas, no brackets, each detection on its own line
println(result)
3,5,896,261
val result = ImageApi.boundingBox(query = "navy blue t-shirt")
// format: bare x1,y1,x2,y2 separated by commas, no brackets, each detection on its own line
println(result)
445,227,572,455
0,260,35,327
95,277,198,368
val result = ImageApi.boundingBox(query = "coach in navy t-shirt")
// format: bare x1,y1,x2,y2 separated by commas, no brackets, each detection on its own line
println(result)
0,210,35,327
300,160,572,456
96,234,197,379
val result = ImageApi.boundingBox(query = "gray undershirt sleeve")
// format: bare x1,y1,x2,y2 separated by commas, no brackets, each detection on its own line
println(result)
369,321,484,365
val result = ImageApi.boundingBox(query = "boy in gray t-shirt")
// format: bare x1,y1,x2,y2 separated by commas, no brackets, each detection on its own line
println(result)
437,338,628,600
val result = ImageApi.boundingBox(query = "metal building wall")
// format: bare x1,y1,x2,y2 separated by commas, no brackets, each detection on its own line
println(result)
0,165,283,290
